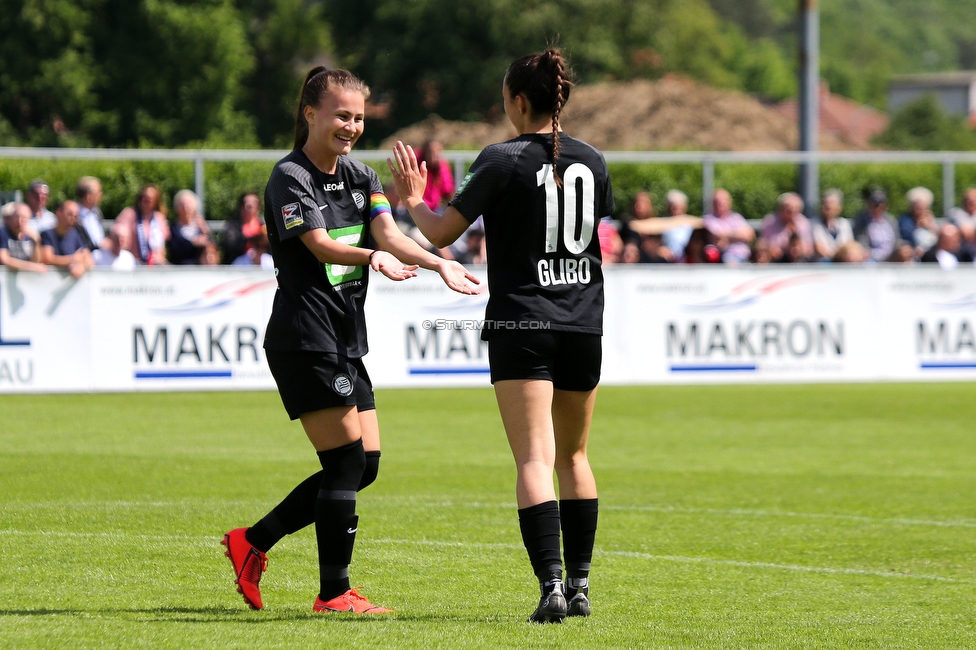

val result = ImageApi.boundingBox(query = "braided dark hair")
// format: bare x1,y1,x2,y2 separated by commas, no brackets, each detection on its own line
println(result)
504,48,574,186
293,67,371,151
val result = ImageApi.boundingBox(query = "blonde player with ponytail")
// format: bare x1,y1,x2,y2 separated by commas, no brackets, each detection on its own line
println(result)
390,48,614,623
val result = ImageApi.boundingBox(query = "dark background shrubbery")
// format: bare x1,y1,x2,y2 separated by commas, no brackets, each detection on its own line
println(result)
4,158,975,223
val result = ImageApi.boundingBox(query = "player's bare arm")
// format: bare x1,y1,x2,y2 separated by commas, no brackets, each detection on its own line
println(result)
387,141,471,248
369,212,480,295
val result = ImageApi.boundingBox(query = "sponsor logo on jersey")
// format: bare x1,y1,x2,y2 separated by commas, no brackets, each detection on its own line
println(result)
352,190,366,211
455,172,473,196
324,181,346,192
281,202,303,229
332,372,354,396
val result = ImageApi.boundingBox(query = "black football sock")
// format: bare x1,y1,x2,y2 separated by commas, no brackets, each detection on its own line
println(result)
560,498,598,598
246,471,323,552
518,500,563,588
245,450,381,553
359,451,381,491
315,439,366,601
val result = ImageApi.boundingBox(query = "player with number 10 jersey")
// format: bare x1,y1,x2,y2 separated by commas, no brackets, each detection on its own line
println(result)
449,133,613,337
390,48,613,624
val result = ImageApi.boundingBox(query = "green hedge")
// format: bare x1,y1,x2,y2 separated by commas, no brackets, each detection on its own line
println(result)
0,159,274,221
2,156,976,223
610,162,976,220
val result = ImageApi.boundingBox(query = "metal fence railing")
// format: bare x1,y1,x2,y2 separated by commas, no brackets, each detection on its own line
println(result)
3,146,976,217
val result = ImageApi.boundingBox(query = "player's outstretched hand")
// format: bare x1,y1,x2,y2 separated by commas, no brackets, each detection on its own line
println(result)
436,259,482,295
387,141,427,204
371,250,419,282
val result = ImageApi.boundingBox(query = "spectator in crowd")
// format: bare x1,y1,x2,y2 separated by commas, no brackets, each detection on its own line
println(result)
75,176,107,251
661,189,695,258
852,189,899,262
465,227,487,265
751,238,774,264
446,217,486,265
597,216,623,264
0,202,47,272
812,189,853,261
758,192,813,262
220,192,263,264
832,241,870,263
114,184,170,265
384,183,413,231
232,230,274,270
417,140,456,212
621,239,641,264
680,227,720,264
25,179,56,234
167,190,216,265
619,192,670,262
777,232,814,263
702,188,753,264
40,200,93,278
92,229,137,270
920,223,974,269
947,187,976,245
898,187,939,257
620,191,656,230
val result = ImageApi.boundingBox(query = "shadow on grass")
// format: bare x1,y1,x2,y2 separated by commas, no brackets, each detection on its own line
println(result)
0,607,500,624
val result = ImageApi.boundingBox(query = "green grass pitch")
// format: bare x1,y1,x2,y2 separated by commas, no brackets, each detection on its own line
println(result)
1,384,975,648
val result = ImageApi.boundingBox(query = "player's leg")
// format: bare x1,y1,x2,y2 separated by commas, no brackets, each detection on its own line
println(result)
552,386,598,617
244,359,381,559
353,357,382,491
494,377,566,623
552,333,602,617
305,405,389,613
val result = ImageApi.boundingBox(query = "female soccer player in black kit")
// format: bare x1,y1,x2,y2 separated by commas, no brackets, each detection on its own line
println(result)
222,67,479,614
389,48,613,623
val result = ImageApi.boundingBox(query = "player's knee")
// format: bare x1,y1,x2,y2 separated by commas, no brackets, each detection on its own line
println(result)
358,450,381,491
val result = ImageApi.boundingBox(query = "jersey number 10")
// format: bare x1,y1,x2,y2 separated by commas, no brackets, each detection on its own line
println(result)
537,163,596,255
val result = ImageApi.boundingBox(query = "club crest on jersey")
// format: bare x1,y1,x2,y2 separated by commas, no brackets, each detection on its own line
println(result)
352,190,366,211
332,372,354,396
324,181,345,192
281,202,303,229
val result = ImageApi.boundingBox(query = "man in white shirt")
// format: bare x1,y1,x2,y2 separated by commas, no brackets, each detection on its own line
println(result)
25,179,56,234
75,176,108,250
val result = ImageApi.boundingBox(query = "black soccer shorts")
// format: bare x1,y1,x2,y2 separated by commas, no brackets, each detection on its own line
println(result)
266,350,375,420
488,331,601,391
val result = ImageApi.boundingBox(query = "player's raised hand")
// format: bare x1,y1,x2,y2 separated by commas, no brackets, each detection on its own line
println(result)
370,249,419,281
435,259,482,295
387,141,428,204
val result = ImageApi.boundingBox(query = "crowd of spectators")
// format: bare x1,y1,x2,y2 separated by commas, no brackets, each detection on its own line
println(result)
4,153,976,275
0,176,274,276
600,185,976,269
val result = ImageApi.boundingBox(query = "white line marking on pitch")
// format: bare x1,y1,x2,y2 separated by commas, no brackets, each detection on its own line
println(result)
600,504,976,529
0,530,967,584
368,538,967,584
4,500,976,530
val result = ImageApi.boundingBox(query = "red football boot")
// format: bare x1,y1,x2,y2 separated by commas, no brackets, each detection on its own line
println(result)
313,588,392,614
221,527,268,610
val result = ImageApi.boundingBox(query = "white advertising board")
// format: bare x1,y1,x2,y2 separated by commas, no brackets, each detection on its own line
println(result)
1,265,974,393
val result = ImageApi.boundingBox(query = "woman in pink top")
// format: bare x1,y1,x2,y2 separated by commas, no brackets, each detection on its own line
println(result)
418,140,455,212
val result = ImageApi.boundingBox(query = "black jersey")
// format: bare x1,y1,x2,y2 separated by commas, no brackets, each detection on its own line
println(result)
263,150,383,358
449,133,614,337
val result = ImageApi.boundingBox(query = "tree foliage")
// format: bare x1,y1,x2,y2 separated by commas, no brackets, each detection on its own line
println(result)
874,94,976,151
2,0,976,148
325,0,797,144
0,0,327,148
